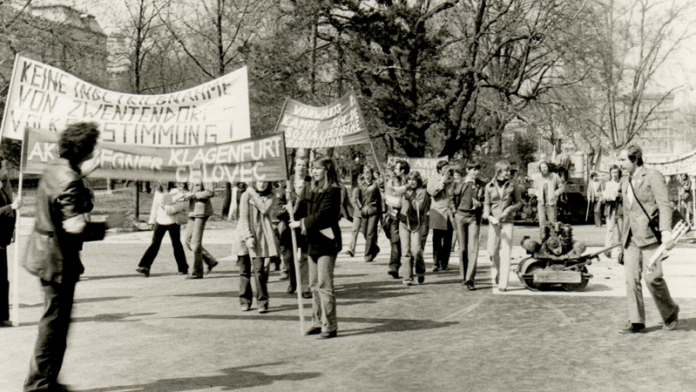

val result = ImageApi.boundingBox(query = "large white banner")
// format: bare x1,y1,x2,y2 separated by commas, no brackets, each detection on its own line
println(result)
0,55,251,145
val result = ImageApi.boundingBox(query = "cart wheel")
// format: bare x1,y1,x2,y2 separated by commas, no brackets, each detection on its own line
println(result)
518,258,550,291
562,267,589,292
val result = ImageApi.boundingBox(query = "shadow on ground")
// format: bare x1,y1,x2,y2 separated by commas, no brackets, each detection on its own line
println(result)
176,314,457,337
74,363,320,392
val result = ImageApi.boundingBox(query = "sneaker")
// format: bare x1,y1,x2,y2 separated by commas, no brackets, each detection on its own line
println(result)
345,250,355,258
286,285,296,294
388,270,400,279
177,272,186,275
432,266,441,272
663,306,679,331
403,280,413,286
258,306,269,314
465,282,475,291
135,267,150,277
302,292,312,299
240,304,250,312
417,276,425,284
186,274,203,280
618,322,646,334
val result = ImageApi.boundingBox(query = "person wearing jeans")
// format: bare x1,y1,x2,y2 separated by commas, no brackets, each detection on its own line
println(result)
236,182,279,313
603,165,623,259
533,160,564,241
291,157,343,339
452,160,485,290
398,172,431,286
183,175,217,279
346,174,366,257
483,160,522,291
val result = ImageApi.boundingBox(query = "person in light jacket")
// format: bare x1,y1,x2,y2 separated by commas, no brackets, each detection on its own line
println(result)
617,145,679,334
427,161,456,272
533,160,564,240
183,172,218,279
136,181,189,277
483,160,522,291
236,181,280,313
398,171,431,286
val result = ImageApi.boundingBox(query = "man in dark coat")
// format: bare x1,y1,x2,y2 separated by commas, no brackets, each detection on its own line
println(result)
0,155,22,327
23,122,108,392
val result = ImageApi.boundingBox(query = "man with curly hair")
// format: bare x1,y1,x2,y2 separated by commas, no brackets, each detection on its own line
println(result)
23,122,107,392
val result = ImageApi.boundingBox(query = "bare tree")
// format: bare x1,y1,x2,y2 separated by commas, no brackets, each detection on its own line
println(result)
591,0,695,150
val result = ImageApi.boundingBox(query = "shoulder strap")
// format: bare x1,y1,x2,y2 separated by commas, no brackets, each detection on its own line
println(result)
629,180,652,220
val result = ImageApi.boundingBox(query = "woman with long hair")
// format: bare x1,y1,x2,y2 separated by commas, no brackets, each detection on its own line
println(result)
237,181,280,313
136,181,189,277
290,157,343,339
399,171,431,286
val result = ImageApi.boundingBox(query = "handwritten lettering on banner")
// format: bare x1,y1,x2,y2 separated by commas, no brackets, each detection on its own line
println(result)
23,128,287,183
279,91,371,148
1,55,251,145
387,156,448,180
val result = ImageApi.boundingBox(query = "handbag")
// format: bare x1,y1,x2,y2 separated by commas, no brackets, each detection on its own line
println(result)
630,180,684,243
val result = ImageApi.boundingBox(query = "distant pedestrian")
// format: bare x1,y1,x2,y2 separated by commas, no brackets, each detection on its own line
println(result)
0,154,22,328
346,174,366,257
183,171,218,279
452,160,485,290
483,160,522,291
533,160,564,241
398,171,431,286
588,172,603,227
359,165,382,263
291,157,343,339
136,181,189,277
384,160,409,278
603,165,623,260
427,161,456,271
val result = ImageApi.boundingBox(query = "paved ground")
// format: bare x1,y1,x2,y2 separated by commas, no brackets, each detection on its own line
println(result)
2,219,696,391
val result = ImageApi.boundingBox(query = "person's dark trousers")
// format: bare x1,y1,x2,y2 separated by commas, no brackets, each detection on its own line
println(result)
24,279,76,392
1,247,8,321
238,255,253,306
454,213,480,284
237,255,269,309
593,201,603,227
420,220,429,251
432,224,453,269
362,214,381,261
138,223,188,273
386,216,401,274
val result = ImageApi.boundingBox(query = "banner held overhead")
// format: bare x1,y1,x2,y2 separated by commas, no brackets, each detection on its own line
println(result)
23,128,288,183
279,90,370,149
1,55,251,145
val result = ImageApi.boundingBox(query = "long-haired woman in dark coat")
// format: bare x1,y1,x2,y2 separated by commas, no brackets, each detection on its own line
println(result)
290,156,342,339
